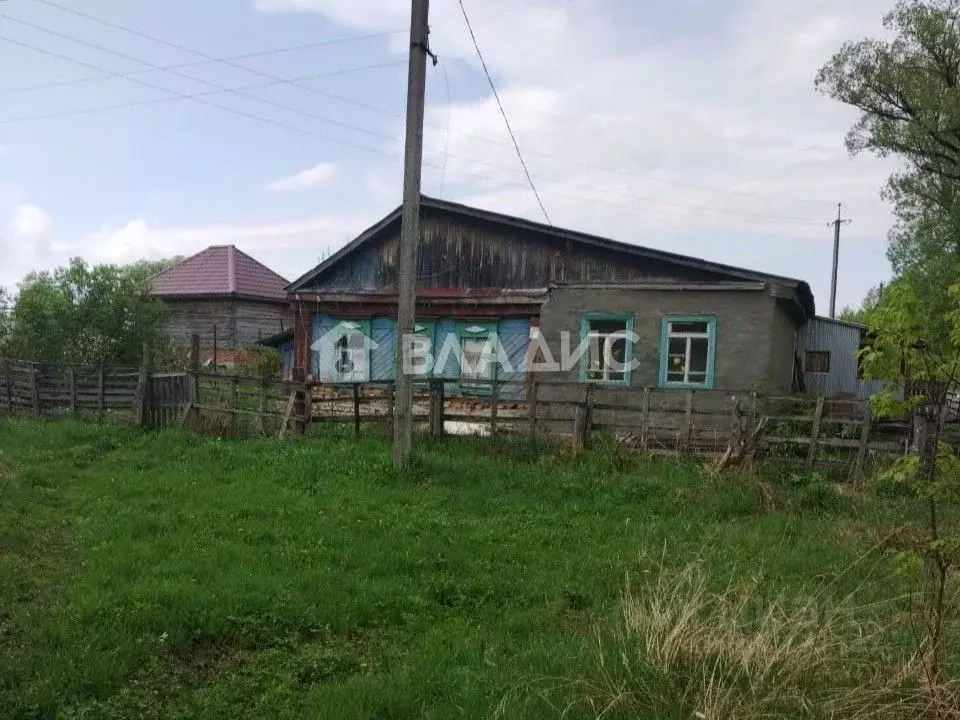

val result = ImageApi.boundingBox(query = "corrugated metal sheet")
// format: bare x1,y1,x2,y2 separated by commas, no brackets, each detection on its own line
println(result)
370,317,396,381
497,318,529,400
796,317,902,400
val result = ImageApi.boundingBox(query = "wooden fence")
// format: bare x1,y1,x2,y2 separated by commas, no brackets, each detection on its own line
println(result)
0,357,911,479
0,359,141,421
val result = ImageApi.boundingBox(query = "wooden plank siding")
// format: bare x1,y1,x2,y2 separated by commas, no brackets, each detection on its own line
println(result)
163,298,292,350
301,211,731,293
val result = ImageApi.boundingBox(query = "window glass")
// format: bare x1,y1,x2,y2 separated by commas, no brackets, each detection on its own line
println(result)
662,316,715,387
585,318,630,383
805,351,830,374
670,321,709,335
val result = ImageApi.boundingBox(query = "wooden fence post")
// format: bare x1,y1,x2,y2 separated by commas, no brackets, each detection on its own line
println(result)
429,378,445,438
386,384,395,434
189,333,200,403
69,366,77,418
277,388,297,439
806,396,825,468
683,390,694,452
97,366,105,422
852,401,872,483
490,377,499,435
257,377,267,435
31,363,41,417
528,379,538,439
640,387,651,452
230,376,239,435
353,383,361,436
4,358,12,415
138,343,151,427
573,383,593,450
729,395,742,448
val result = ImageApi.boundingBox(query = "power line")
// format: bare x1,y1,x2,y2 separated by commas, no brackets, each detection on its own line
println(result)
11,3,833,212
0,31,826,227
23,0,412,140
0,62,407,125
456,0,551,224
0,19,828,228
0,32,402,157
0,13,401,145
0,34,404,94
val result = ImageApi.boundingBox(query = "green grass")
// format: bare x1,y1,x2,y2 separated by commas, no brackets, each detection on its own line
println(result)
0,420,950,718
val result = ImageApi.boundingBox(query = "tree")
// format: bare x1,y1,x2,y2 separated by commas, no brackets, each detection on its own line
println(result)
817,0,960,190
857,278,960,712
2,258,171,365
818,0,960,369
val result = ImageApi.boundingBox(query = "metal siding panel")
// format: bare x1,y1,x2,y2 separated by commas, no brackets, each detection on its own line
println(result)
310,315,336,378
497,318,529,400
797,318,861,396
371,316,396,381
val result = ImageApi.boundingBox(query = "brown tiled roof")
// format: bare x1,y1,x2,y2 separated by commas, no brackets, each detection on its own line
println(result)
151,245,289,302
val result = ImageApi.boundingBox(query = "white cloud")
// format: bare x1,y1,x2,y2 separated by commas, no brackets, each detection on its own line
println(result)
7,204,53,248
265,162,338,192
79,211,373,281
1,202,55,289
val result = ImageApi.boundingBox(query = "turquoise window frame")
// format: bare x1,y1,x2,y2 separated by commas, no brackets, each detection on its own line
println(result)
658,315,717,390
578,313,635,386
455,321,498,396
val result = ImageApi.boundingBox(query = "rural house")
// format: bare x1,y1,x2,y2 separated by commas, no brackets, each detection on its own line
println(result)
152,245,293,366
285,197,815,398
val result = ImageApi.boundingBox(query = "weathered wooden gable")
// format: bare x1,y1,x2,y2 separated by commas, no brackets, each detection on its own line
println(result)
302,209,729,292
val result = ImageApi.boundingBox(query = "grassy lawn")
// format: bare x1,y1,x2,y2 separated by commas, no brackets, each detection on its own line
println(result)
0,420,952,718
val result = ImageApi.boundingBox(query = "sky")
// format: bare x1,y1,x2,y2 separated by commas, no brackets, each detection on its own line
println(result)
0,0,901,312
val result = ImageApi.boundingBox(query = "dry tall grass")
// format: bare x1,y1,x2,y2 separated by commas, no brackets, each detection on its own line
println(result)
500,562,958,719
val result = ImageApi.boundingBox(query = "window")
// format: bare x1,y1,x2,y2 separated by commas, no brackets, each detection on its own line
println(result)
659,316,717,389
805,350,830,374
579,314,634,385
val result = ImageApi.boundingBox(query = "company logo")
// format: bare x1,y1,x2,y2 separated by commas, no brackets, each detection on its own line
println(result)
310,323,641,379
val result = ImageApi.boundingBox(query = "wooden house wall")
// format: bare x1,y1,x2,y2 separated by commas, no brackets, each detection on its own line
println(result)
164,299,292,349
304,211,730,292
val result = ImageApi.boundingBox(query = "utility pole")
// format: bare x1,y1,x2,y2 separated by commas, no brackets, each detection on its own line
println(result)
828,202,852,319
393,0,431,468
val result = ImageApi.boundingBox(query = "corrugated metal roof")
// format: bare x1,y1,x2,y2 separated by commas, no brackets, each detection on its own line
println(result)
151,245,289,302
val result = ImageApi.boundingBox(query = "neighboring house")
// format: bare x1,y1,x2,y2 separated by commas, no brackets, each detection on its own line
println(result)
285,196,815,397
796,315,900,401
152,245,292,365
